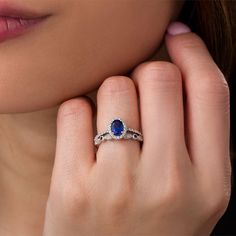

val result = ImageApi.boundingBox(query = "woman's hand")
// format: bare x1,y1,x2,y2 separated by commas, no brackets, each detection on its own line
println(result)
43,22,231,236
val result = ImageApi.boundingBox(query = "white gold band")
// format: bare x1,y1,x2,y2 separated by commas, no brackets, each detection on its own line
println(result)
94,117,143,146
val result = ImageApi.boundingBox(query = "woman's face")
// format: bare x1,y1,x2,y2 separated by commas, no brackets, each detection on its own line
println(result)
0,0,184,113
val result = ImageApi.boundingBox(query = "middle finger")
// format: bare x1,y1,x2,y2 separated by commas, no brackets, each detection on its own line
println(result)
131,61,186,165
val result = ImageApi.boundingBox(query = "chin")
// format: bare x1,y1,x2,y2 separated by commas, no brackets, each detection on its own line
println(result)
0,74,87,114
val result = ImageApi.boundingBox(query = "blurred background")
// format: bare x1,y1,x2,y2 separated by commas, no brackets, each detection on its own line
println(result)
212,2,236,235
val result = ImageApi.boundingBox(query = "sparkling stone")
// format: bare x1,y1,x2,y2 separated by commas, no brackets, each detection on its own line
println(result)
111,119,124,136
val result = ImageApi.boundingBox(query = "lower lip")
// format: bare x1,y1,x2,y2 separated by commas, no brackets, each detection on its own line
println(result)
0,16,48,43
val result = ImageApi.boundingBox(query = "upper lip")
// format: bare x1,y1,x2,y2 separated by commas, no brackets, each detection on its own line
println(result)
0,1,51,19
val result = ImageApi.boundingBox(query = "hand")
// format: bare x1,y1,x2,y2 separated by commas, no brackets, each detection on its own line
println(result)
43,22,231,236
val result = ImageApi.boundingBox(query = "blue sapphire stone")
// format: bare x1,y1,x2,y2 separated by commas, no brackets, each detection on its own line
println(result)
111,119,124,136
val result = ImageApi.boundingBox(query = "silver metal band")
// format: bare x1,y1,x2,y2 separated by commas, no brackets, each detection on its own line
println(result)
94,117,143,146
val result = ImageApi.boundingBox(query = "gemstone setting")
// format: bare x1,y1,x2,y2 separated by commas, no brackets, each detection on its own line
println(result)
108,117,127,139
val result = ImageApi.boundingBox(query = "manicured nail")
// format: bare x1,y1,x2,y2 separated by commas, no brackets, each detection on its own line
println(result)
167,21,191,36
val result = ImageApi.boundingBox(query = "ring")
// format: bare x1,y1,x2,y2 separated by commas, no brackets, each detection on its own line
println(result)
94,117,143,146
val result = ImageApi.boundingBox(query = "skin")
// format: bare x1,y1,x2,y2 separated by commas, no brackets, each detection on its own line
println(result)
0,0,181,113
43,32,231,236
0,0,231,236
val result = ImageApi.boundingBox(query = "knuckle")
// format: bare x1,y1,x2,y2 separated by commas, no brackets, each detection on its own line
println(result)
204,191,231,220
202,172,232,220
57,98,92,120
195,71,230,106
63,190,89,218
181,33,205,51
51,184,89,219
107,187,131,215
156,172,184,208
132,61,182,88
98,76,135,96
144,61,181,77
175,32,230,105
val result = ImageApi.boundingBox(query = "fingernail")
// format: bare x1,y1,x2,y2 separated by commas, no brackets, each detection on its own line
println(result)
167,21,191,36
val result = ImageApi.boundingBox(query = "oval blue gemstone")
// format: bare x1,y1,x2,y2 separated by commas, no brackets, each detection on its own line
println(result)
111,119,124,136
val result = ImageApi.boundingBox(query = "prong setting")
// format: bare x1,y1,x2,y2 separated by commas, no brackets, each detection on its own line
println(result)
107,117,127,139
94,117,143,146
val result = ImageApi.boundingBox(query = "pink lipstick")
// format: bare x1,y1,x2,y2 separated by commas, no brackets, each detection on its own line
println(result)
0,3,50,43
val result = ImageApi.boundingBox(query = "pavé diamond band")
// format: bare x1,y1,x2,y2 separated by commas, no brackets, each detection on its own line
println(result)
94,117,143,146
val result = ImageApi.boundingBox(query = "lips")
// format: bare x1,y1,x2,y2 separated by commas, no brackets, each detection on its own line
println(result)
0,3,51,42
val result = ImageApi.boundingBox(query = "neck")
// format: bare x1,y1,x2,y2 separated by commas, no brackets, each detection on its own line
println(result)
0,105,57,235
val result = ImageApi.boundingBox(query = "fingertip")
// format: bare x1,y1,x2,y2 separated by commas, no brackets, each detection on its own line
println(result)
55,97,95,174
57,97,93,123
164,21,193,47
166,21,191,36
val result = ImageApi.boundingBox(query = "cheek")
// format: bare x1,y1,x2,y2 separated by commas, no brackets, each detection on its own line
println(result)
0,0,175,113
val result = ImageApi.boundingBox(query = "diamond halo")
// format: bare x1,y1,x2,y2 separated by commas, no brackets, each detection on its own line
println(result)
107,117,127,139
94,117,143,146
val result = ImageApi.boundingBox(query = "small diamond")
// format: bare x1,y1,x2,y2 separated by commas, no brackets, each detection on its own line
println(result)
111,119,124,136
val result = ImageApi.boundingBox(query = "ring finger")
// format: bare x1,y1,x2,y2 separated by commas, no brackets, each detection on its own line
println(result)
95,76,141,170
